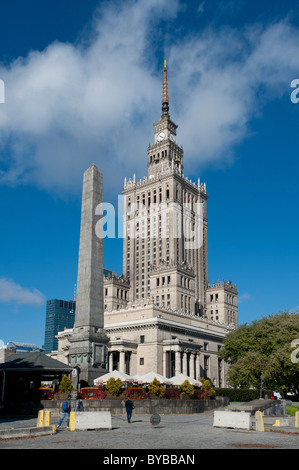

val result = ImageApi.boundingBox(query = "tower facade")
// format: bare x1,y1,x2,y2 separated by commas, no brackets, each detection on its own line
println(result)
122,61,209,316
103,62,238,385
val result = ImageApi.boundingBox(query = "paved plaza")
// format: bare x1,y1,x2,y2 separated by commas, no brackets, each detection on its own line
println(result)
0,410,298,450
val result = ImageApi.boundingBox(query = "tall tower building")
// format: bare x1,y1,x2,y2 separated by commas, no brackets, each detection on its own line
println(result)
103,62,238,384
44,299,75,354
122,61,209,315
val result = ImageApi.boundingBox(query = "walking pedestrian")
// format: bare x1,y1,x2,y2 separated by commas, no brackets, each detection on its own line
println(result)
125,397,134,423
57,394,71,429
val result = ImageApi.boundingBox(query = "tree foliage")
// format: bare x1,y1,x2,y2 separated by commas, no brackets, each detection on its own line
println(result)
105,378,123,396
148,378,165,398
180,380,194,397
219,311,299,395
59,375,73,393
200,378,216,399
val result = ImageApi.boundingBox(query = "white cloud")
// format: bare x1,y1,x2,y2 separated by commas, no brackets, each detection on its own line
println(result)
238,292,252,304
0,1,298,197
0,278,45,307
168,21,299,172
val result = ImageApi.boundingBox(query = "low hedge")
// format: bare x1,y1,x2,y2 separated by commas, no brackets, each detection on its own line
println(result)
215,388,273,402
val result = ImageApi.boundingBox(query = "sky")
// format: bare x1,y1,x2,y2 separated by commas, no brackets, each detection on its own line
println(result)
0,0,298,348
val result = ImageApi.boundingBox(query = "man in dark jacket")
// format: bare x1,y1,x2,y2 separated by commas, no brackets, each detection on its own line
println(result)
125,397,134,423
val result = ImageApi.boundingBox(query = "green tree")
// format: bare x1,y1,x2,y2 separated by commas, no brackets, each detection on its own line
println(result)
59,375,73,393
148,378,165,398
105,378,123,396
219,311,299,395
180,380,194,397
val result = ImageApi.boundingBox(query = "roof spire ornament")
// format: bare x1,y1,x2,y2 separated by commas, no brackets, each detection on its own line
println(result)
162,60,169,115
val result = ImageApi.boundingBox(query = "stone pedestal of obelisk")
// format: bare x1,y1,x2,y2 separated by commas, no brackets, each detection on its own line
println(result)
69,164,109,385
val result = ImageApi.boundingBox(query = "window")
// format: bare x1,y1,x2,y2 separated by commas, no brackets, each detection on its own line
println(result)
140,358,144,365
140,335,145,343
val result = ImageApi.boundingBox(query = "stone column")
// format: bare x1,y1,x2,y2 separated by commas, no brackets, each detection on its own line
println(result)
175,350,181,375
189,353,195,379
195,354,200,381
119,350,126,374
109,352,113,372
182,351,188,375
69,164,109,385
162,350,167,377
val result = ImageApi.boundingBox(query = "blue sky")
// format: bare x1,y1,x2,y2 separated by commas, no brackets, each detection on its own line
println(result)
0,0,298,347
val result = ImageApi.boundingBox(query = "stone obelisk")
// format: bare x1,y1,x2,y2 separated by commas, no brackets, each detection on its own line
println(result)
69,164,109,385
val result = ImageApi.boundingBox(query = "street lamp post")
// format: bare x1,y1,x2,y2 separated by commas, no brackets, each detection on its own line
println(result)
260,375,264,399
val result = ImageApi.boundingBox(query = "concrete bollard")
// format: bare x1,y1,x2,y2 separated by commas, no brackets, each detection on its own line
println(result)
37,410,44,427
255,411,264,432
44,410,51,426
272,418,289,427
37,410,51,427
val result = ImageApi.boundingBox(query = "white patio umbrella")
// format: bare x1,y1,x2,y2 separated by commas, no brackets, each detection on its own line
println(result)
136,371,170,384
169,373,202,387
94,369,134,385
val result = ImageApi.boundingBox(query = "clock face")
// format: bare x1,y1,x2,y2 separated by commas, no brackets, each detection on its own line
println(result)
169,133,175,142
157,132,165,142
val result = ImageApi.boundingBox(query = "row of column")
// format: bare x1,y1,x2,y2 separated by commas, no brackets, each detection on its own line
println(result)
109,350,127,374
162,350,201,379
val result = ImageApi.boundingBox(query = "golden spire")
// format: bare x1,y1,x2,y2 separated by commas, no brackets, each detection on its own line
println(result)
162,60,169,115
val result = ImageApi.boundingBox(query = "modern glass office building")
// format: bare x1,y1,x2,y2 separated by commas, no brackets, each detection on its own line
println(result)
44,299,76,353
